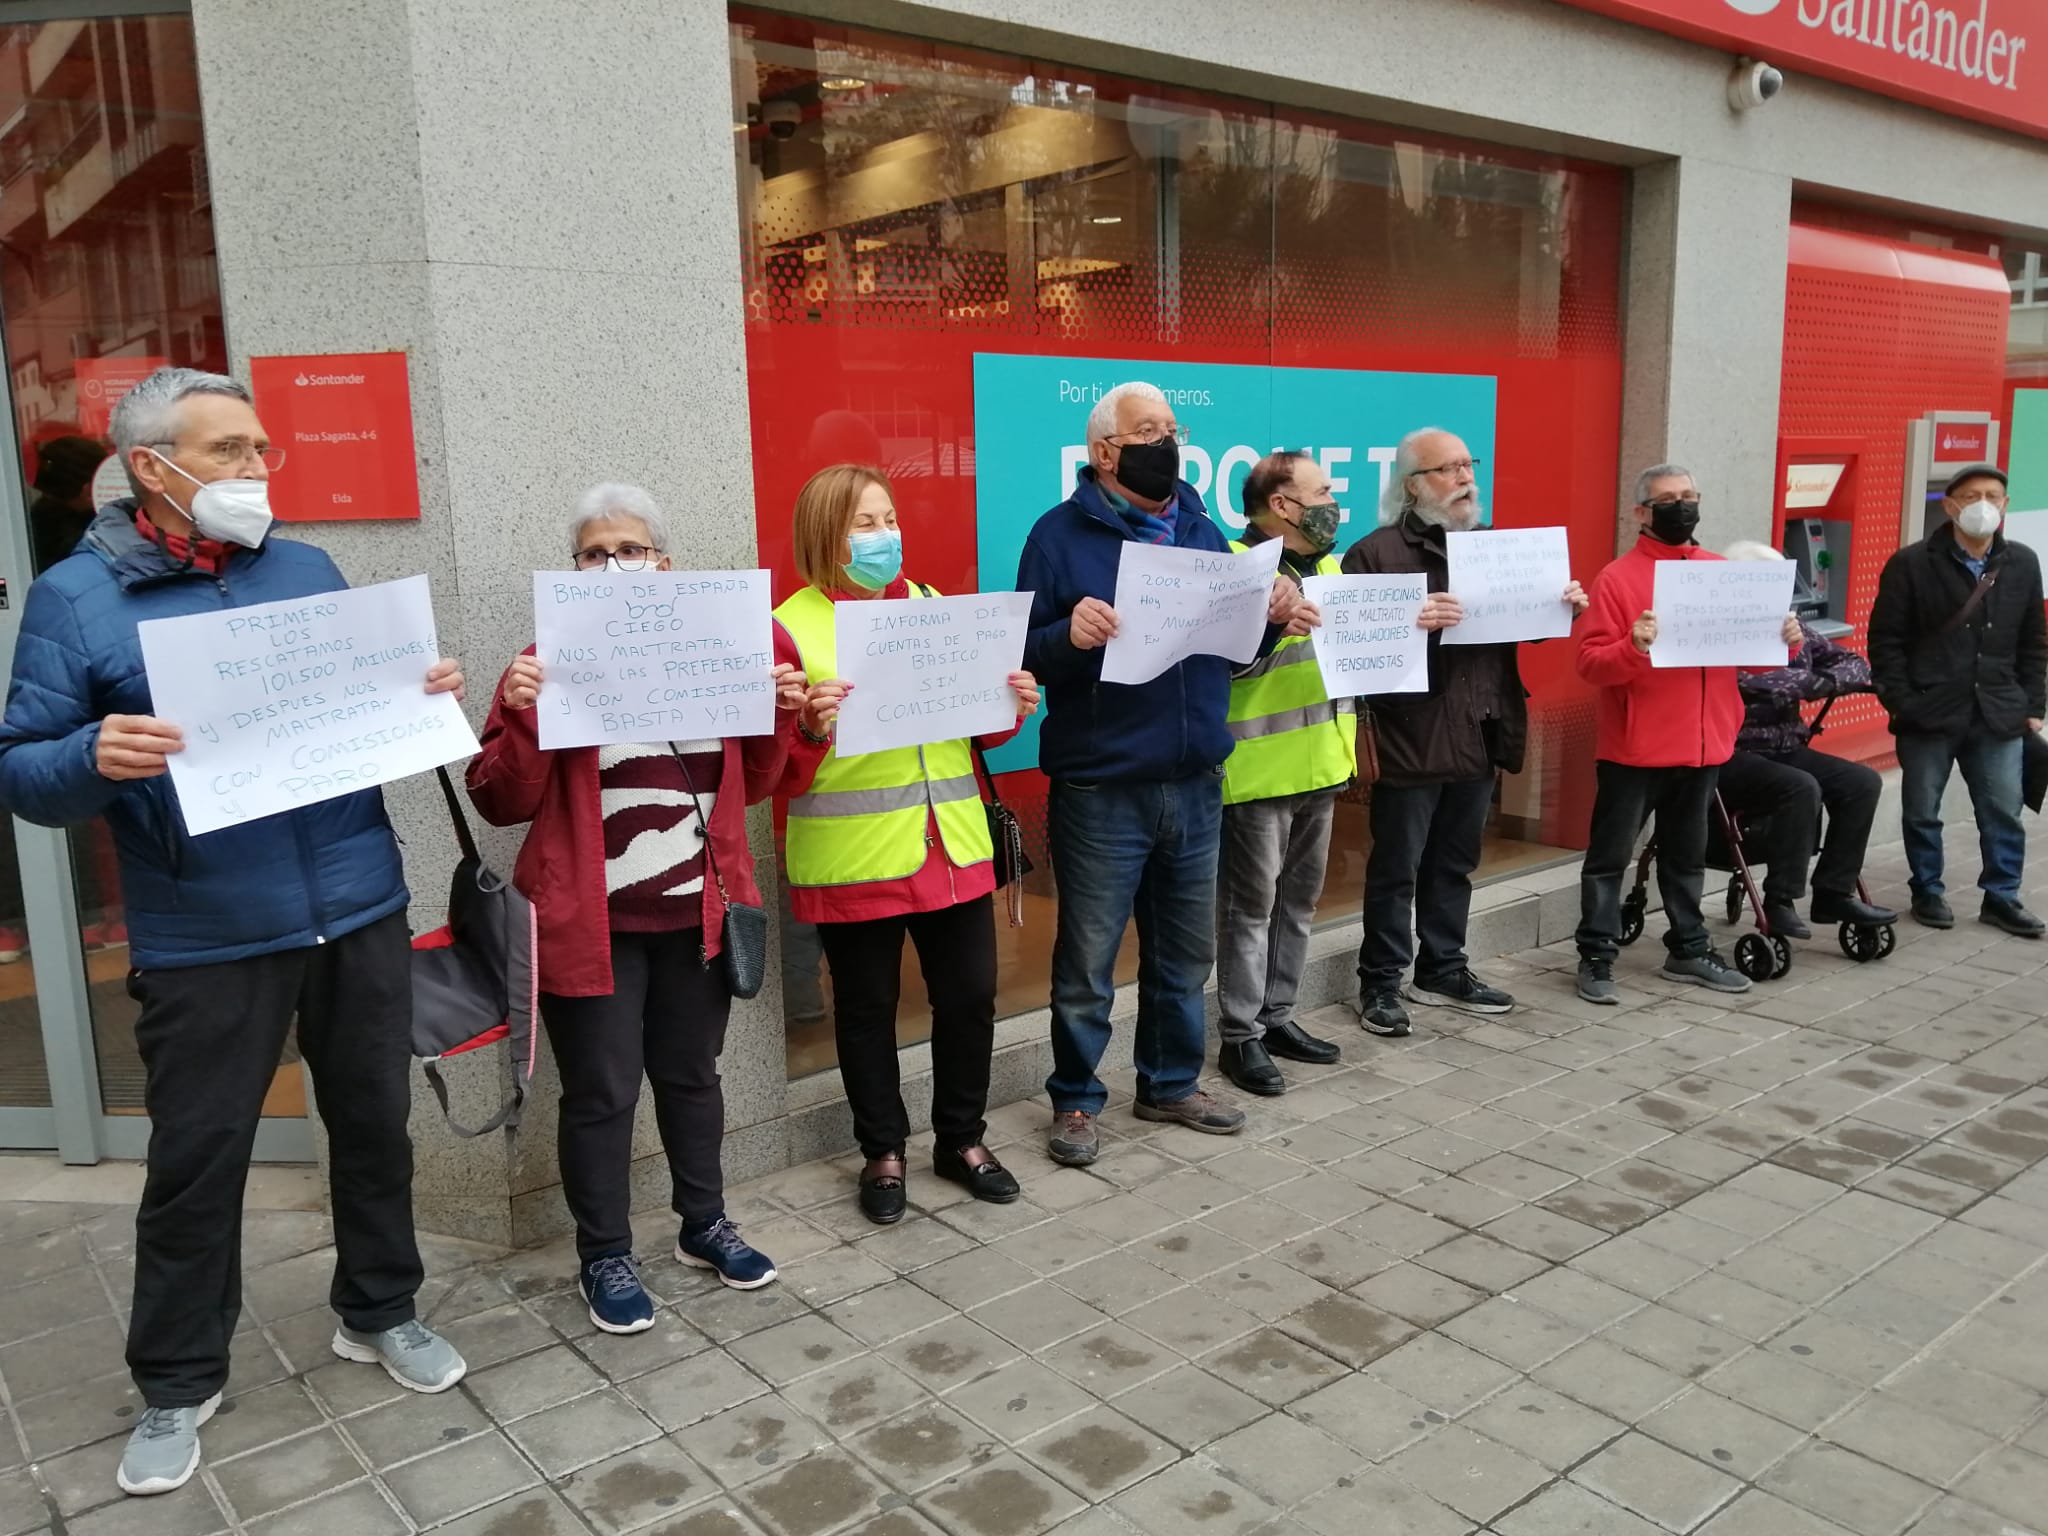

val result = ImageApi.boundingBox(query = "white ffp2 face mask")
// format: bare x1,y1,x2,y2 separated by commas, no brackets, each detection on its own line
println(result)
1957,499,2003,540
151,450,275,549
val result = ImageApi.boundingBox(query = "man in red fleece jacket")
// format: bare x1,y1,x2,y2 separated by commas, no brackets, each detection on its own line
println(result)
1572,464,1801,1005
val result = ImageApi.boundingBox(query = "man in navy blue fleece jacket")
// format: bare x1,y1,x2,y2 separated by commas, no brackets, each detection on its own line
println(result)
0,368,469,1498
1017,381,1311,1167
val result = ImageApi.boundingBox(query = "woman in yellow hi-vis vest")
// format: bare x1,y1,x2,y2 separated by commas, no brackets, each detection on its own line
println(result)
771,465,1040,1225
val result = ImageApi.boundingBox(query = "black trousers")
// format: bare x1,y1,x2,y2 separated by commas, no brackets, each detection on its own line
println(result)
1716,746,1883,904
1577,762,1718,961
1359,777,1495,991
818,895,996,1160
127,912,421,1407
540,928,731,1263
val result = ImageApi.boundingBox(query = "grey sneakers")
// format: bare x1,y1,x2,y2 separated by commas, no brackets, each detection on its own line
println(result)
1660,950,1753,993
332,1319,468,1393
117,1391,220,1496
1134,1090,1246,1136
1048,1109,1100,1166
1576,959,1619,1005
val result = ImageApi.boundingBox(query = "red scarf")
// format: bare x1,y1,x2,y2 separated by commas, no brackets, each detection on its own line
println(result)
135,507,231,575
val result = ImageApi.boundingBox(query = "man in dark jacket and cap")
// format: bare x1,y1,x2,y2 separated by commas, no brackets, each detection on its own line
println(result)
1869,462,2047,937
0,367,470,1498
1342,427,1587,1037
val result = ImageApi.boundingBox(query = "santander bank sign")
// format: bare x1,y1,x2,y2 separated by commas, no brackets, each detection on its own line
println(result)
1549,0,2047,139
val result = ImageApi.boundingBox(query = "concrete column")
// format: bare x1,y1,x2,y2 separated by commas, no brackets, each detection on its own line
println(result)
191,0,777,1245
1618,158,1792,552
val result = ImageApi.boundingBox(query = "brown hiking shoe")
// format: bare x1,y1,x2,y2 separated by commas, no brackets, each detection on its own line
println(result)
1133,1090,1246,1136
1048,1110,1099,1166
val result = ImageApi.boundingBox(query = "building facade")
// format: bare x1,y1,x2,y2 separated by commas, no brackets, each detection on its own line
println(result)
0,0,2043,1244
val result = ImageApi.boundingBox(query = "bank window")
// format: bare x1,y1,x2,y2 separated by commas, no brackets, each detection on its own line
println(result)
729,8,1625,1079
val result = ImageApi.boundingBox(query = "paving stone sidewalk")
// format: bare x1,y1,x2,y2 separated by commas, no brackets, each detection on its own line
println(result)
5,832,2048,1536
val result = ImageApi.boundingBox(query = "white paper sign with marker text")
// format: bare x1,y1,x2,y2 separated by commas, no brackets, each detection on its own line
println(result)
137,574,477,837
832,591,1032,758
534,569,775,750
1650,558,1797,669
1299,574,1429,698
1441,526,1574,646
1100,537,1285,687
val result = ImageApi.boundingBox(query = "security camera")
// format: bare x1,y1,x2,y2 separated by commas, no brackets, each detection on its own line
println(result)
763,100,802,140
1728,59,1785,111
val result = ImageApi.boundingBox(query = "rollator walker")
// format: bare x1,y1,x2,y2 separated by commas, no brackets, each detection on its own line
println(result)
1616,694,1897,981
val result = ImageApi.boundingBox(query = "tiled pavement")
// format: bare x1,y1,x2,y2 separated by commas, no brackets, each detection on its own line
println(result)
6,838,2048,1536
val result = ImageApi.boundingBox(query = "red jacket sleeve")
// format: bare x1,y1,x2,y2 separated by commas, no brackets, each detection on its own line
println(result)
465,647,550,827
769,619,831,799
740,707,800,804
1576,566,1653,687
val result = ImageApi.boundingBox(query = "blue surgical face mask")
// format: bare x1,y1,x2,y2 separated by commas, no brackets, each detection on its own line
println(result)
844,528,903,590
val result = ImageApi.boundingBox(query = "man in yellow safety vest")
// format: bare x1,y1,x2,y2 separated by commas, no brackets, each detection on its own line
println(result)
1215,452,1353,1095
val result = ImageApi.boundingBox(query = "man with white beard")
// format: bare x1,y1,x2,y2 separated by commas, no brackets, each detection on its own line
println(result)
1340,428,1587,1037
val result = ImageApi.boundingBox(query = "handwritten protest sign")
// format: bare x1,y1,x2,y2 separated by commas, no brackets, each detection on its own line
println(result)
833,591,1032,758
1101,538,1284,687
1299,574,1429,698
1442,526,1575,646
534,570,775,750
1650,558,1797,669
137,574,477,837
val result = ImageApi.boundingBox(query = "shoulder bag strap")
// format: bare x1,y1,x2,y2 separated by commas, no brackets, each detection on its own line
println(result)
435,764,480,865
1936,568,1999,638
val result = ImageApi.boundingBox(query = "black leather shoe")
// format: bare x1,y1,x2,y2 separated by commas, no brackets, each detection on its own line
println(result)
1912,894,1955,930
1811,890,1898,926
858,1158,907,1225
1981,895,2046,939
1764,903,1812,940
1219,1040,1286,1096
1262,1020,1341,1065
934,1145,1021,1203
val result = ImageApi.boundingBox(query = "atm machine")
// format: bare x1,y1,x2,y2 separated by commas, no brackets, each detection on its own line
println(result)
1901,410,2001,544
1778,455,1856,638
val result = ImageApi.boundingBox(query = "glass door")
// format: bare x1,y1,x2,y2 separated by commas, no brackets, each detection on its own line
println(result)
0,13,309,1162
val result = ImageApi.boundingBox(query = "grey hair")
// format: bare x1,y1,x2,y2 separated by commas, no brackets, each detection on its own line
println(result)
1721,540,1784,562
1378,426,1448,524
109,367,253,498
570,482,668,552
1632,463,1699,507
1086,381,1168,445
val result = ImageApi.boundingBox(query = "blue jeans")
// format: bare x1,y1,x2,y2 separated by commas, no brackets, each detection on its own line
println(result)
1896,730,2026,901
1046,771,1223,1114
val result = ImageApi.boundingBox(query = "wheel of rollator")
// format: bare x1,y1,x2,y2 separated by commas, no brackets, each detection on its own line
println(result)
1839,923,1877,962
1874,922,1897,959
1769,935,1793,978
1619,901,1646,946
1725,875,1743,925
1733,932,1774,980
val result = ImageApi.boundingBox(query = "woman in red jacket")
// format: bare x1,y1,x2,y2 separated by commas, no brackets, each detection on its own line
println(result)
468,483,807,1334
774,464,1039,1224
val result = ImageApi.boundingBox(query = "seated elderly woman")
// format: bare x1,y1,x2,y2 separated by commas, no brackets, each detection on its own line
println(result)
466,483,808,1333
1717,539,1898,938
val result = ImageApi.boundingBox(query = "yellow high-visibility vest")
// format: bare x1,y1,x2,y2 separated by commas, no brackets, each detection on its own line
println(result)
1221,545,1357,805
774,582,993,886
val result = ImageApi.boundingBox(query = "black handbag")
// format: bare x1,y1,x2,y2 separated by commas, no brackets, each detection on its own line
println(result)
669,746,768,999
410,767,536,1136
972,743,1032,927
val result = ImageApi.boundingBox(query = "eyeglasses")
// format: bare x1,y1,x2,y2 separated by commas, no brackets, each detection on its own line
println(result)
1107,424,1189,446
1406,457,1481,478
160,438,286,473
573,543,660,571
1644,498,1703,515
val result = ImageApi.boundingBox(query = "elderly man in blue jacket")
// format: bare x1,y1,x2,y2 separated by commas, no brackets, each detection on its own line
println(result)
1019,381,1311,1167
0,367,468,1498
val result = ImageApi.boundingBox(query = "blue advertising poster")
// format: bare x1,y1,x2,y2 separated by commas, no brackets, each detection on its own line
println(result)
972,351,1497,771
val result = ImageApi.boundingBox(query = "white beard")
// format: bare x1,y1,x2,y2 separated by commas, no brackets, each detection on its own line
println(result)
1411,489,1484,531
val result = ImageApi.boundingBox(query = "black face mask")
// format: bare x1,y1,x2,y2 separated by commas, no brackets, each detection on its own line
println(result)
1645,498,1701,545
1113,438,1180,503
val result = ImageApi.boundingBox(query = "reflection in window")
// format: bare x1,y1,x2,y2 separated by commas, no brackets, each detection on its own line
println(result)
730,7,1625,1077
